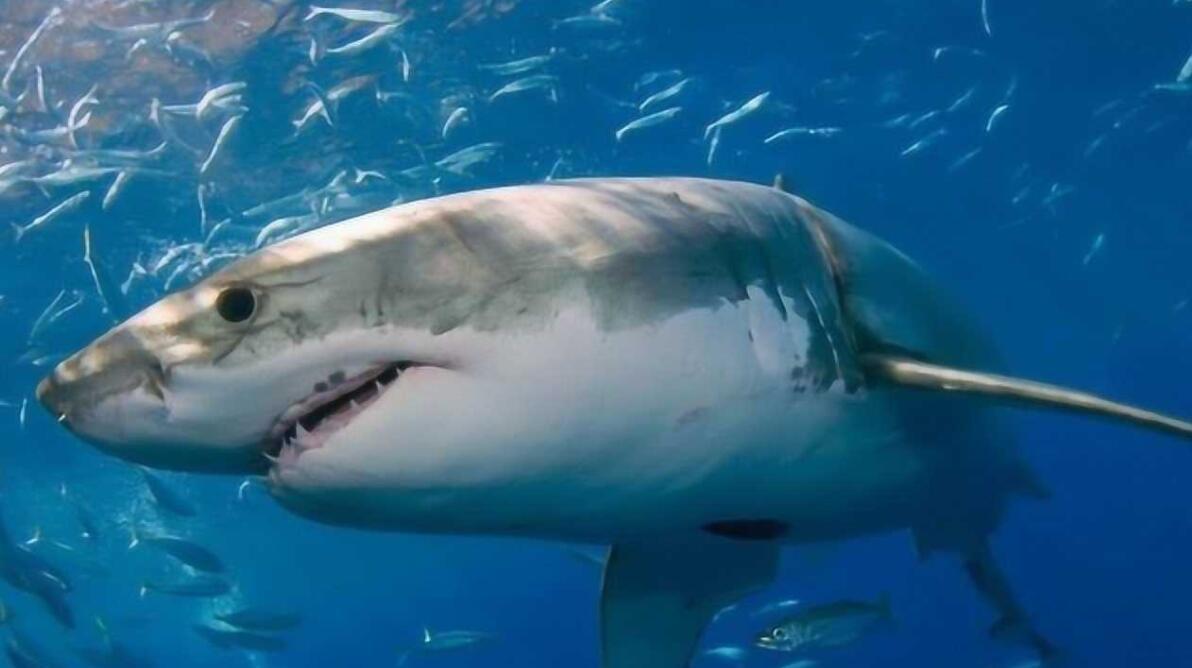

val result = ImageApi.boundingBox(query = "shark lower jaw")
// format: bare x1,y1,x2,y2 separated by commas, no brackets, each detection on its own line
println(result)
262,360,424,470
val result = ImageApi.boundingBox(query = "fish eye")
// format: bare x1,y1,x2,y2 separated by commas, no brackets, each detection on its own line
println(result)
215,286,256,323
772,628,787,640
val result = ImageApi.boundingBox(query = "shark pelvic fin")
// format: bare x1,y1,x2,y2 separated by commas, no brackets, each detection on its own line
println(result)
601,537,778,668
862,354,1192,440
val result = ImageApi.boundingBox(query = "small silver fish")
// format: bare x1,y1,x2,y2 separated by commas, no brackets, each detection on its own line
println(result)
442,107,470,139
254,213,320,248
196,82,248,123
639,77,694,112
83,225,112,318
102,171,132,210
413,628,496,653
304,6,404,24
706,125,722,166
1082,233,1106,266
986,104,1010,133
756,595,893,653
27,288,84,343
68,84,100,149
400,48,412,82
13,192,91,242
900,128,948,157
635,69,683,91
200,115,242,176
616,106,682,142
434,142,503,176
479,53,555,76
948,147,983,172
489,75,560,103
553,13,622,30
764,127,842,143
1179,50,1192,84
27,164,119,188
325,21,405,57
2,7,62,94
704,91,771,139
92,10,213,41
129,530,225,573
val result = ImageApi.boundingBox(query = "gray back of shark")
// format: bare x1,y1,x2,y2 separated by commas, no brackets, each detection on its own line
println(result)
36,178,1192,668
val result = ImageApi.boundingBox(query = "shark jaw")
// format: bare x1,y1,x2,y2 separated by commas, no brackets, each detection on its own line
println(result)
263,360,420,470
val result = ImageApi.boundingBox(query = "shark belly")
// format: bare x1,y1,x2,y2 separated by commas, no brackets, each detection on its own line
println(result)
269,284,928,544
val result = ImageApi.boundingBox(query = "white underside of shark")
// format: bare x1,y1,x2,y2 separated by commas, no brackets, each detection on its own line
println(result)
36,177,1192,667
263,297,915,543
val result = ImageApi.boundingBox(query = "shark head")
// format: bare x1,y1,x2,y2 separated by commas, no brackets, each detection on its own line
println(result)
34,228,449,478
36,195,563,527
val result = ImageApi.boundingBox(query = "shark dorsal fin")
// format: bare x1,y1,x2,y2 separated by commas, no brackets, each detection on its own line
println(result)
423,627,432,644
863,355,1192,439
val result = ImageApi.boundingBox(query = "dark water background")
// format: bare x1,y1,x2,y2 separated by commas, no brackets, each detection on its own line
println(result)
0,0,1190,666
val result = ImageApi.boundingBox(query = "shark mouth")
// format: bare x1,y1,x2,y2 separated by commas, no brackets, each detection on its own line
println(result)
264,361,416,467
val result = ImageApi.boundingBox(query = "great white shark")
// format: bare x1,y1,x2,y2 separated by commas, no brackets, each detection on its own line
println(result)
36,177,1192,666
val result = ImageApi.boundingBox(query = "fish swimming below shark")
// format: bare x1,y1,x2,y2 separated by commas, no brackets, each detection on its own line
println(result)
35,177,1192,667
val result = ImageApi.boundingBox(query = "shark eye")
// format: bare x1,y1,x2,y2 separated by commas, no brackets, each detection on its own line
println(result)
215,286,256,323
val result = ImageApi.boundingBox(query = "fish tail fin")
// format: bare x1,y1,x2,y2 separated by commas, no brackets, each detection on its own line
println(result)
11,223,25,244
138,583,149,599
422,627,432,644
24,526,41,545
128,525,140,549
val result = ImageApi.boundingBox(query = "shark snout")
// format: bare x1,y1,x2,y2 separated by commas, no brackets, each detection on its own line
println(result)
35,371,65,419
36,328,167,426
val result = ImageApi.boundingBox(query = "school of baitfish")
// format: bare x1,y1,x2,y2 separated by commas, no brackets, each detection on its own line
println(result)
0,0,1190,666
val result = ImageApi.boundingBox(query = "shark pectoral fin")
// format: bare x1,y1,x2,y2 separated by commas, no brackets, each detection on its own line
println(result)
862,354,1192,440
601,538,779,668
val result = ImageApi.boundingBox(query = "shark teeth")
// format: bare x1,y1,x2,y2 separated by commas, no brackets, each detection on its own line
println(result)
263,361,413,464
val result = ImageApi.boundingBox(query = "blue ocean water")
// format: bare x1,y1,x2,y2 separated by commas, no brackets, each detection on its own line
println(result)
0,0,1190,666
